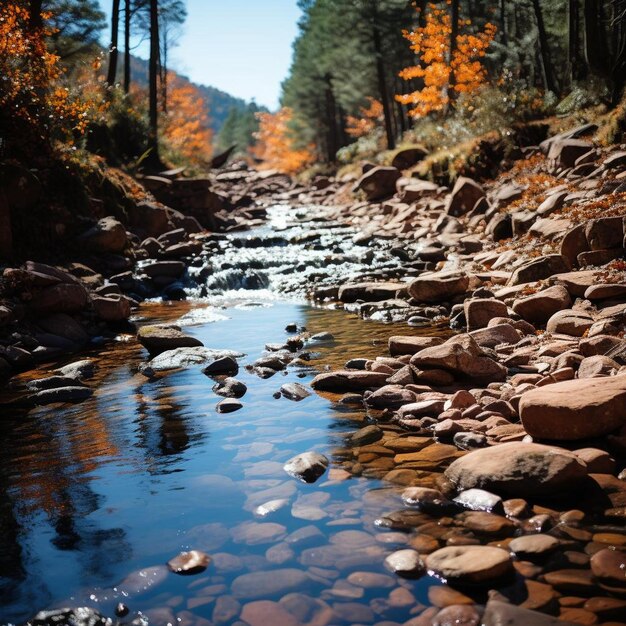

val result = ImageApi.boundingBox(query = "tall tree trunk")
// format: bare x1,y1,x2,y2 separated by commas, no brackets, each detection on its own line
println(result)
584,0,609,74
161,29,168,113
123,0,131,93
445,0,460,113
371,4,395,150
29,0,43,30
569,0,582,83
324,74,338,162
532,0,558,93
500,0,507,46
106,0,121,86
148,0,160,166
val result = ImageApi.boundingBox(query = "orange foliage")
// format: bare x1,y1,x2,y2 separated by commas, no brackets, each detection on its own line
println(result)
345,98,384,138
252,107,314,175
0,2,101,141
161,73,213,166
396,3,496,118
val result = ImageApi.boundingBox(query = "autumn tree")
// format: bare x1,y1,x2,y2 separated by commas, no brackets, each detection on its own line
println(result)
162,73,213,166
396,3,496,118
252,108,314,175
345,98,384,138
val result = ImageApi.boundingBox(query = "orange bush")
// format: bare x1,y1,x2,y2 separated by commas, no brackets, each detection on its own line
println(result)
252,107,314,175
396,3,496,118
345,98,384,138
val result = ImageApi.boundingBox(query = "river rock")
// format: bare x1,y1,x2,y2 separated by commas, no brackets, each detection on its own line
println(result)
402,487,453,513
280,382,311,401
202,356,239,376
29,386,93,405
426,545,512,583
23,608,115,626
411,334,507,383
214,377,247,398
284,452,329,483
408,272,469,303
78,216,128,253
56,359,95,380
349,424,383,446
355,166,401,201
519,375,626,440
444,442,588,497
216,398,243,413
149,347,244,371
482,599,577,626
388,335,443,356
464,298,508,330
512,286,572,325
167,550,210,574
364,385,416,409
509,534,560,558
446,177,486,216
92,295,131,322
384,549,425,578
590,548,626,591
231,569,309,599
546,309,593,337
453,488,502,512
510,255,571,285
310,370,389,392
138,324,203,355
29,283,89,315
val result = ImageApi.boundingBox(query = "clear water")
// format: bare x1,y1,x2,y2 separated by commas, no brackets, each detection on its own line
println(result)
0,299,442,625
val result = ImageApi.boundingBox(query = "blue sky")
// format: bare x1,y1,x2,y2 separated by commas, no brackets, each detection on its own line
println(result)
100,0,302,109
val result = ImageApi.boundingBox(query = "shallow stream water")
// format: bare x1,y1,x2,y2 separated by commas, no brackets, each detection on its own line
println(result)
0,207,444,624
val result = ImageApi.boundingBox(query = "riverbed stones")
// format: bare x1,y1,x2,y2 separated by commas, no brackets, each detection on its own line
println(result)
482,599,578,626
78,216,128,253
426,545,512,584
444,442,588,497
464,298,508,330
411,334,507,383
510,255,571,285
512,285,571,325
231,569,309,599
388,335,443,356
28,385,93,405
284,452,329,483
213,377,247,398
519,375,626,440
280,382,311,401
590,548,626,591
509,534,560,558
148,347,244,371
138,324,203,355
384,549,425,578
408,272,469,303
446,177,486,217
167,550,210,574
216,398,243,413
453,488,502,513
546,309,594,337
355,166,401,201
310,370,389,392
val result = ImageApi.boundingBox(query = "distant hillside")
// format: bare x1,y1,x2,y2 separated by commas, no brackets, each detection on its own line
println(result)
127,55,250,134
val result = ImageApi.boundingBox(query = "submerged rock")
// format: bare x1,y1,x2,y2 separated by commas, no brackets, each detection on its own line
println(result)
311,370,389,392
280,382,311,401
284,452,329,483
149,347,245,371
426,545,513,584
213,377,247,398
384,549,425,578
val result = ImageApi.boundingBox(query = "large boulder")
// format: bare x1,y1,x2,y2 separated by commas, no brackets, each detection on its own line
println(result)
445,177,486,216
546,309,593,337
29,283,89,315
464,298,508,330
585,216,624,251
391,146,428,170
410,334,507,384
354,166,401,201
137,324,203,355
547,138,593,171
512,285,571,325
77,216,128,253
444,442,588,497
509,255,571,285
408,272,469,304
519,375,626,440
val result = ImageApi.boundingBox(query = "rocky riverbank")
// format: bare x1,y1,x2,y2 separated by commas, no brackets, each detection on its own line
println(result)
4,126,626,625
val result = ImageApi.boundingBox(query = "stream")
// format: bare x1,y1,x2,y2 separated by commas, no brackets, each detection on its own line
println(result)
0,206,441,625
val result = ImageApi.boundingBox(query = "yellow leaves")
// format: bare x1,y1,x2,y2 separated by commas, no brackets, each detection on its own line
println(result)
345,98,384,138
252,107,314,175
396,5,496,118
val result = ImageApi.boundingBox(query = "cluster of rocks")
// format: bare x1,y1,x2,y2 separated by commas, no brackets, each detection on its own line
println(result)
0,163,307,380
